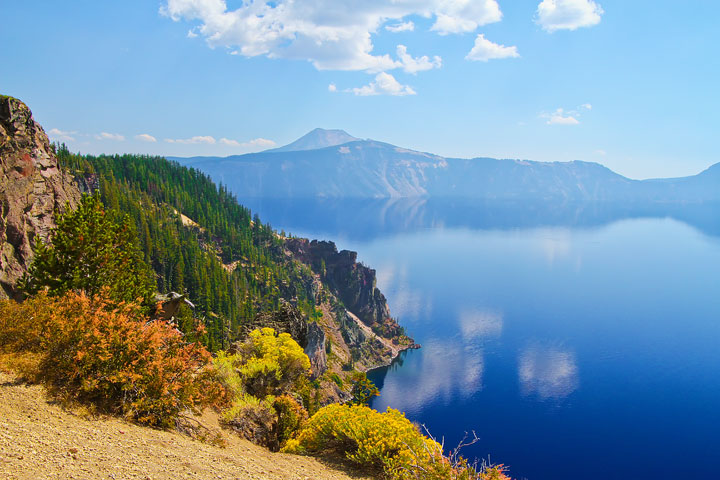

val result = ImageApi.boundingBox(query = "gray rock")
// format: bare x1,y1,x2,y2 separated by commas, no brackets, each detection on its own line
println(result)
304,322,327,379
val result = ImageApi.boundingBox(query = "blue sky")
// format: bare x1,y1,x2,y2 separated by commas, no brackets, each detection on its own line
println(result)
1,0,717,179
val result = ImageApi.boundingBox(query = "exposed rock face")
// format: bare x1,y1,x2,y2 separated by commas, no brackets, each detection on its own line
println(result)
304,322,327,379
238,301,309,347
285,238,391,327
0,95,81,299
153,292,195,323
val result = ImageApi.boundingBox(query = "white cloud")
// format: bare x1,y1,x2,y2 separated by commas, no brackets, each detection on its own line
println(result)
328,83,337,92
161,0,502,71
385,21,414,33
396,45,441,74
187,28,198,38
165,135,216,144
96,132,125,141
536,0,604,32
545,108,580,125
246,138,275,148
542,103,592,125
48,128,77,142
135,133,157,142
218,138,240,147
349,72,416,96
594,149,606,156
219,137,276,149
431,0,503,35
466,34,519,62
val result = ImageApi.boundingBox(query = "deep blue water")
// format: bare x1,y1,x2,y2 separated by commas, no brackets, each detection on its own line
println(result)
243,198,720,480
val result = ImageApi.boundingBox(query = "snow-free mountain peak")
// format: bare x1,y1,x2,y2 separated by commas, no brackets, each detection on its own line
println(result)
267,128,359,153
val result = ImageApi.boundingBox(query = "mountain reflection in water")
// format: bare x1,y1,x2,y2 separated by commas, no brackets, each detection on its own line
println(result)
240,196,720,480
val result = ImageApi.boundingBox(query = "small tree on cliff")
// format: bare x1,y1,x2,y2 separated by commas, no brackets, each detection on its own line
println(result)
20,193,155,309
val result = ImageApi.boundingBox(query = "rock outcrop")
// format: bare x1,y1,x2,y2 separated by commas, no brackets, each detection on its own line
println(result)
304,322,327,379
0,95,81,299
239,301,309,348
284,239,391,327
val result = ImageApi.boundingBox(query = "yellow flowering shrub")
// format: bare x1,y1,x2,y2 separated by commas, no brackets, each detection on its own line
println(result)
283,403,512,480
212,328,312,449
282,404,436,477
233,327,311,397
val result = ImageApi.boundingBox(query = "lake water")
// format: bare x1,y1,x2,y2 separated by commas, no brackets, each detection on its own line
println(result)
242,198,720,480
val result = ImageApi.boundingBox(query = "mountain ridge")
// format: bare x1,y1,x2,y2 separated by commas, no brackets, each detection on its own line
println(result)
265,128,359,153
171,129,719,202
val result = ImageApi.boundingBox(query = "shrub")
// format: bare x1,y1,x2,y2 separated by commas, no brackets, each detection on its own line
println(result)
274,394,308,447
223,395,279,449
0,292,52,354
213,328,313,448
349,371,379,406
282,404,512,480
231,327,311,398
0,290,223,427
329,372,343,387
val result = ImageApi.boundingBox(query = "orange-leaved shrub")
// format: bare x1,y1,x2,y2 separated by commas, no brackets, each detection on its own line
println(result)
0,290,224,427
282,403,512,480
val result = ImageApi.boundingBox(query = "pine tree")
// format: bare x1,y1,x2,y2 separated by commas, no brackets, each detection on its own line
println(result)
20,193,156,309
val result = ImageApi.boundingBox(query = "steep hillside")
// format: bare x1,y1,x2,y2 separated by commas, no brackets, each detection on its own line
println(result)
0,96,414,402
0,371,371,480
173,129,719,202
0,96,81,300
55,150,415,398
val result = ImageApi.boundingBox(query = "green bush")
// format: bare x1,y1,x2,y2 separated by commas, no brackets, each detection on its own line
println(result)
349,371,379,406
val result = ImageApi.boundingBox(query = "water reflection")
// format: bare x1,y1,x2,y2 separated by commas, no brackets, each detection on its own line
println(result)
375,262,433,322
241,195,720,480
518,344,579,400
371,338,485,414
459,309,503,340
239,196,720,241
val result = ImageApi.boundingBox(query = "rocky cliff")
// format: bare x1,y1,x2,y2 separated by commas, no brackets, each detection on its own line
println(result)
285,239,392,328
0,95,81,299
283,238,416,378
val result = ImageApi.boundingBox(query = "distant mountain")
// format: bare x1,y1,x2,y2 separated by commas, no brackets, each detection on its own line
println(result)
266,128,359,153
171,130,720,202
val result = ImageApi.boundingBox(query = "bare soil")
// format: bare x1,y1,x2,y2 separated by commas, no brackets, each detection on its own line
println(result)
0,372,373,480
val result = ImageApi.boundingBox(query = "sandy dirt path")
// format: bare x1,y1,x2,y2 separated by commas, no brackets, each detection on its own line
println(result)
0,373,373,480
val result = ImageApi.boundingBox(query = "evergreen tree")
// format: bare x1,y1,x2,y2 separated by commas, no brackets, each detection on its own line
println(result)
20,193,156,309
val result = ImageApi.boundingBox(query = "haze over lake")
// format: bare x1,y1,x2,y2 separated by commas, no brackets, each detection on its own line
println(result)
242,197,720,480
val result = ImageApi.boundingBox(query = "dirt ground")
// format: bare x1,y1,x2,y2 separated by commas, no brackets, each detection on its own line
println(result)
0,372,373,480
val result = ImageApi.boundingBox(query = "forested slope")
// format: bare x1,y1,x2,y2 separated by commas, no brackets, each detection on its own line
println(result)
58,147,318,350
56,147,415,386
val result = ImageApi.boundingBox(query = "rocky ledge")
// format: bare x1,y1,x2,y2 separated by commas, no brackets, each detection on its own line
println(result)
0,95,81,300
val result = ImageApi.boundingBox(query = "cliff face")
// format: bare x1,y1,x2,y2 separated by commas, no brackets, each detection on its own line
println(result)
283,238,416,383
285,239,391,327
0,96,81,299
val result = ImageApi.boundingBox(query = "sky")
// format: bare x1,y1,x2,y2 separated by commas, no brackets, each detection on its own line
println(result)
1,0,718,179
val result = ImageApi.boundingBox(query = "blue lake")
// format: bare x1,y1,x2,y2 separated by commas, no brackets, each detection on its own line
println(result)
242,198,720,480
